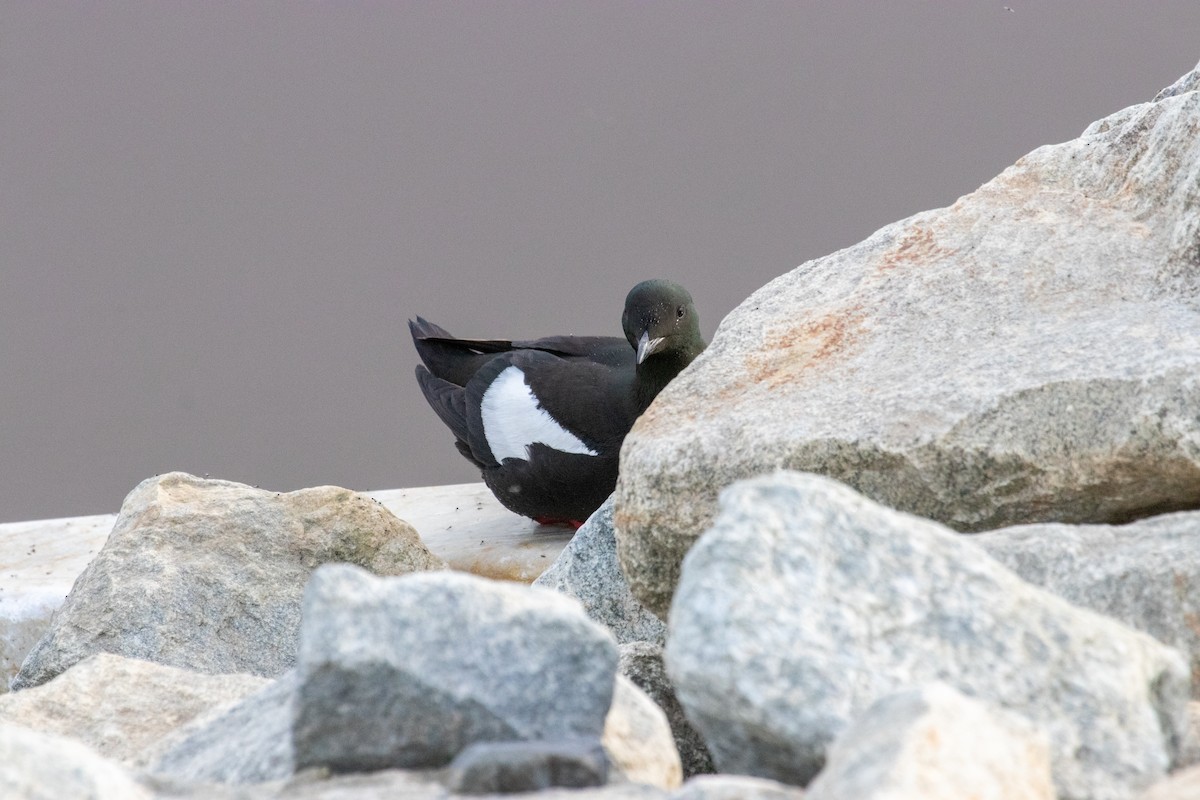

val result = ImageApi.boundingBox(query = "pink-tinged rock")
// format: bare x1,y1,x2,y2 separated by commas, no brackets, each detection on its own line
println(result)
616,60,1200,618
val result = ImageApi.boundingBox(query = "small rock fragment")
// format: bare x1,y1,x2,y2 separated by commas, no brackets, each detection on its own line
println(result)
805,683,1053,800
446,739,609,794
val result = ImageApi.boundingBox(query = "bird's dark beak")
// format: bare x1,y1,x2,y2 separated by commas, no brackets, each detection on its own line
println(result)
636,330,666,364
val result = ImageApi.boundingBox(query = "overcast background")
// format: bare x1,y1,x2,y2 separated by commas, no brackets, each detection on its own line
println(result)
3,3,1198,523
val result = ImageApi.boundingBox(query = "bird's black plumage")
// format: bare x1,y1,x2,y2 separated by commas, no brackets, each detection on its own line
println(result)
410,280,705,526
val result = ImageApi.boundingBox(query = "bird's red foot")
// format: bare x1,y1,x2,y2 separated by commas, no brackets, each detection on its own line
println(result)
533,516,586,530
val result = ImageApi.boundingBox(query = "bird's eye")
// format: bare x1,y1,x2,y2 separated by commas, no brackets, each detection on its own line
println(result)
676,306,686,319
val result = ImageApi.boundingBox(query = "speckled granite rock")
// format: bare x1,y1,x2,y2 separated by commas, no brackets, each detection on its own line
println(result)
667,471,1189,800
618,642,713,778
150,670,298,785
11,473,444,690
293,565,618,772
0,653,267,769
976,511,1200,693
535,497,666,646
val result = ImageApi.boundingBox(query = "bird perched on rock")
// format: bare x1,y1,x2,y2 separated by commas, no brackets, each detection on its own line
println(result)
411,280,705,527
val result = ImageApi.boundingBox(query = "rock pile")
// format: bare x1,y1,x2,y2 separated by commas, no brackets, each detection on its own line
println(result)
2,474,686,798
3,60,1200,800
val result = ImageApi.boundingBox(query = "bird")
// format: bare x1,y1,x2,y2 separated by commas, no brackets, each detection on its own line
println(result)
411,279,705,527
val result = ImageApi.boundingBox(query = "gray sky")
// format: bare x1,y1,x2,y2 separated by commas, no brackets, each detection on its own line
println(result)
3,2,1198,522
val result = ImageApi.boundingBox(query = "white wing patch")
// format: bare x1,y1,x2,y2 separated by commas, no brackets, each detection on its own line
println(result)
480,366,598,462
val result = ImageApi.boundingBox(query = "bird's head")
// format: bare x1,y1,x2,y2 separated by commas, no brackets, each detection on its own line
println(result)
621,279,703,365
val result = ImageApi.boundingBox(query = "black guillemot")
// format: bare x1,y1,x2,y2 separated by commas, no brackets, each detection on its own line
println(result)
410,280,705,527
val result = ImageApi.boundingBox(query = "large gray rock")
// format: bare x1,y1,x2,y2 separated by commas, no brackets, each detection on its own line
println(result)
975,511,1200,693
618,642,714,778
805,683,1054,800
667,472,1190,800
12,472,444,690
535,497,666,646
150,670,298,785
615,63,1200,618
293,564,618,772
0,653,267,769
0,723,150,800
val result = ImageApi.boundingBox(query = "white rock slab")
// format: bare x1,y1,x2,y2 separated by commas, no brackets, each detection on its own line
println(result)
0,513,116,694
1,481,571,691
368,483,573,583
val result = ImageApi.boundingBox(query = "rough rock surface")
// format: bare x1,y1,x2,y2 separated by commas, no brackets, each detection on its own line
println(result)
0,653,267,769
535,497,666,646
604,674,682,790
805,683,1054,800
666,471,1189,800
293,564,618,772
618,641,714,778
150,670,298,784
615,63,1200,617
1155,58,1200,100
11,472,444,690
975,511,1200,692
0,723,151,800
